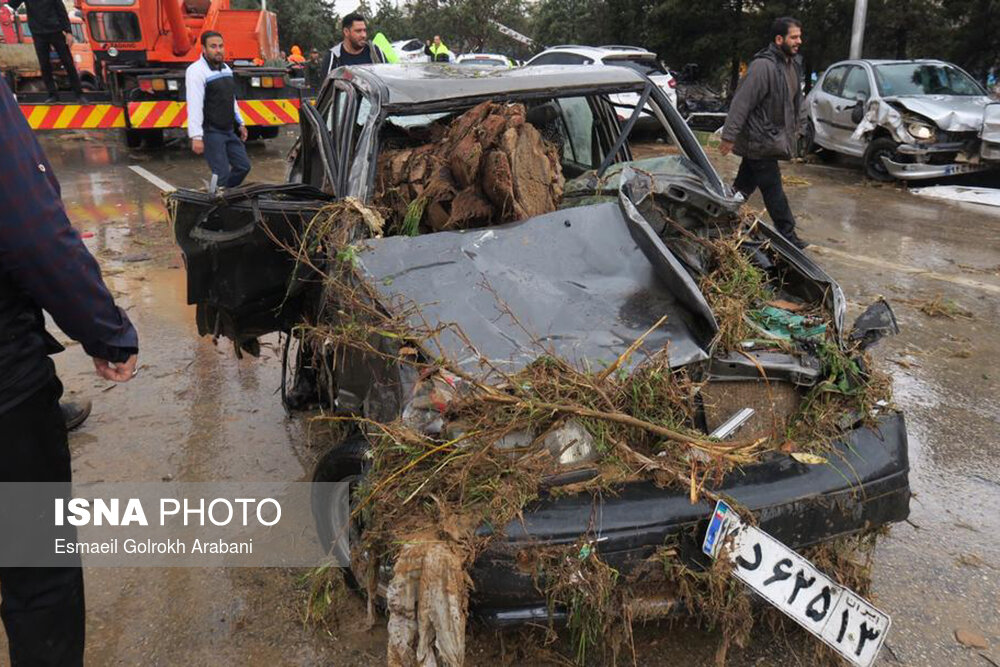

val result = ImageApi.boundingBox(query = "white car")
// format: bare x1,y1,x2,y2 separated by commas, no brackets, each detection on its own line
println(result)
455,53,513,68
391,39,430,64
804,58,999,181
524,45,678,126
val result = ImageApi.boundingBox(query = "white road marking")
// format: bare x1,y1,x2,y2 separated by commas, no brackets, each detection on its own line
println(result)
810,245,1000,296
128,165,176,193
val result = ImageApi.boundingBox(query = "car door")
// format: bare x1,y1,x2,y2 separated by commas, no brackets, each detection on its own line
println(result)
827,65,872,155
809,64,850,151
169,89,344,352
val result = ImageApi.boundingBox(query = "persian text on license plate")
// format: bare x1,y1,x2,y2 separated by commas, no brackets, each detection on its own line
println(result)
702,500,891,667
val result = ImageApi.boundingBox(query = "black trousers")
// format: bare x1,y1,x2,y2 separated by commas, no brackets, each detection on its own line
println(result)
0,378,85,667
31,31,83,96
732,158,797,237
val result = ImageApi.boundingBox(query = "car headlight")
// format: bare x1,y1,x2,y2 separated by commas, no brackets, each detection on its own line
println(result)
906,120,936,142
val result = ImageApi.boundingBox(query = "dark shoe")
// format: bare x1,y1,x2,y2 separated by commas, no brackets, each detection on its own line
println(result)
43,95,59,104
782,230,810,250
61,399,93,431
75,94,89,105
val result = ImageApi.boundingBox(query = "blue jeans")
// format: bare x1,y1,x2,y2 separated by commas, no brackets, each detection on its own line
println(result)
203,128,251,188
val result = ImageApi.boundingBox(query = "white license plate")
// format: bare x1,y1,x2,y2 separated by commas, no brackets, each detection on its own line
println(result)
702,500,891,667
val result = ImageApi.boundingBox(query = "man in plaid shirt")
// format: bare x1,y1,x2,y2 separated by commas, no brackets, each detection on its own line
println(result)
0,77,138,665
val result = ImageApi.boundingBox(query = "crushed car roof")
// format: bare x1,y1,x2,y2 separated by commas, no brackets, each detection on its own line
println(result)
354,201,716,376
334,63,649,106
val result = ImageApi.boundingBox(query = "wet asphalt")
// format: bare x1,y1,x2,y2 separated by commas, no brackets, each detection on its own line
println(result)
2,128,997,666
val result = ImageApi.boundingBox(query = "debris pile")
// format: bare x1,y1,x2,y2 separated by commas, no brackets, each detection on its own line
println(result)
374,101,564,234
294,164,895,665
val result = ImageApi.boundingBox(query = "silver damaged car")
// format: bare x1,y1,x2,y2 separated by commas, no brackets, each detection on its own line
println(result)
804,59,1000,181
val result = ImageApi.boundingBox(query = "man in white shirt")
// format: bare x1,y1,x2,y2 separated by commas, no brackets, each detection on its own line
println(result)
185,31,251,187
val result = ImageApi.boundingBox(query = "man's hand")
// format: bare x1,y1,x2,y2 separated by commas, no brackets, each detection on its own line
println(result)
237,124,248,142
719,140,734,156
64,31,74,47
93,354,138,383
191,137,204,155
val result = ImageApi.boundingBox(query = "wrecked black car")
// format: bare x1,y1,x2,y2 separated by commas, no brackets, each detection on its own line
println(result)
169,64,909,635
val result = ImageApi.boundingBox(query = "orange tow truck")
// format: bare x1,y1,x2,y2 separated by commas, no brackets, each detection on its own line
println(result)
9,0,299,146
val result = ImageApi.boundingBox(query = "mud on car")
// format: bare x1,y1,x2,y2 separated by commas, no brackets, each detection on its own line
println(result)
170,64,909,633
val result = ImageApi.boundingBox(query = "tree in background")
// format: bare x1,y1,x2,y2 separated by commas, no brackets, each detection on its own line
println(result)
372,0,411,41
531,0,607,47
398,0,529,54
258,0,1000,85
270,0,340,52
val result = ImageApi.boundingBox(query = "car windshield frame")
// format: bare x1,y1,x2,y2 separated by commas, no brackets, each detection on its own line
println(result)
368,83,716,192
873,63,986,97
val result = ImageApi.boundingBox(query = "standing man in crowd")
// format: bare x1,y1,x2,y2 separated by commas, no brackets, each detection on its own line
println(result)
185,31,251,189
425,35,451,62
321,13,386,77
306,47,324,89
0,75,138,666
11,0,86,103
720,16,809,249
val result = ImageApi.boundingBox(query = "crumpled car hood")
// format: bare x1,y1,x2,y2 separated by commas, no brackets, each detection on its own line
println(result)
887,95,993,132
352,166,843,382
355,200,718,378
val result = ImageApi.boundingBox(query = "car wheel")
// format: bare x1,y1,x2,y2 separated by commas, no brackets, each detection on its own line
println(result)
247,126,280,141
311,437,370,592
863,137,899,182
124,129,144,148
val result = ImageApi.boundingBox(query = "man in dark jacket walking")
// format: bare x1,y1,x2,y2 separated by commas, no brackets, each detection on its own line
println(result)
0,76,137,666
11,0,86,103
720,16,808,249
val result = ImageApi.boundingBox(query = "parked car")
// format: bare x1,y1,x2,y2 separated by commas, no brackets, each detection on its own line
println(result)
390,38,429,64
804,58,1000,181
170,63,909,625
524,45,677,131
454,52,513,68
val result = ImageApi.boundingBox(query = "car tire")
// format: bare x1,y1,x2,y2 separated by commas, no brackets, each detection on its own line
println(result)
863,137,899,182
247,126,280,141
124,129,144,148
311,436,370,592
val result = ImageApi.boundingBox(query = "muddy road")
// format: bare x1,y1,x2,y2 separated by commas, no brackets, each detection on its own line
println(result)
4,129,998,666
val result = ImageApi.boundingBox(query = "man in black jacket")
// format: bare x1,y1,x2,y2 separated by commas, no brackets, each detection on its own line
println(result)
11,0,86,103
0,76,137,666
320,13,386,80
720,16,808,249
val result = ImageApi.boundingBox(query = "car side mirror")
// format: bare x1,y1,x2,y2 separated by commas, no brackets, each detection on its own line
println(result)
849,298,899,350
